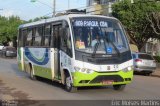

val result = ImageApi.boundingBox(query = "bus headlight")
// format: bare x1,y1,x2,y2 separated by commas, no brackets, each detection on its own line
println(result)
86,69,94,74
81,68,86,72
127,67,132,71
74,67,94,74
123,66,133,72
74,67,81,72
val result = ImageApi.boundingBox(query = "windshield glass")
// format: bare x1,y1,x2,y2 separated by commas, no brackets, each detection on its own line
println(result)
139,54,154,60
71,17,129,54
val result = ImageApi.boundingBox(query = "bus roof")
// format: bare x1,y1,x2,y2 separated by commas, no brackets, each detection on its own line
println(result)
19,14,118,29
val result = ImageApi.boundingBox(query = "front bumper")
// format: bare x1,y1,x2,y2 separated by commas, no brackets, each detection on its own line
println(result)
134,66,156,72
72,70,133,87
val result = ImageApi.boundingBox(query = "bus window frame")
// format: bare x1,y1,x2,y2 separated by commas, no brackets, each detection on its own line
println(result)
62,23,73,58
33,26,43,47
20,28,27,47
18,29,23,47
43,24,51,48
18,20,73,58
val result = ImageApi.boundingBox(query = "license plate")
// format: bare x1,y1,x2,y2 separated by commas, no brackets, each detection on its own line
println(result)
145,62,150,65
102,80,114,85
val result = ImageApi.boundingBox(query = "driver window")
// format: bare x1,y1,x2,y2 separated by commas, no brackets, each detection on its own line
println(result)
61,25,72,57
66,28,72,50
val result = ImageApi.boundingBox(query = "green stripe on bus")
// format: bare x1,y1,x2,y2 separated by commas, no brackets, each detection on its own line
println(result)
34,65,52,80
18,63,23,71
18,48,21,60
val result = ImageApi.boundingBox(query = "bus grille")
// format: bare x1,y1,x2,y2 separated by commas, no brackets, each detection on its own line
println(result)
89,75,124,83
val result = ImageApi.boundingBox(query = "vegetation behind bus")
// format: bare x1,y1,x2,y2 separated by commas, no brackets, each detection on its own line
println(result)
0,16,23,46
112,0,160,51
0,15,50,47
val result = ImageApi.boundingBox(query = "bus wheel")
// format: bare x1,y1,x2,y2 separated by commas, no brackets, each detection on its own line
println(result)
65,74,77,92
113,84,126,91
29,65,36,80
144,72,151,76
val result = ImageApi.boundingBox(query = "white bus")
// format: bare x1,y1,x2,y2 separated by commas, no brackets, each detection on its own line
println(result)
17,14,133,92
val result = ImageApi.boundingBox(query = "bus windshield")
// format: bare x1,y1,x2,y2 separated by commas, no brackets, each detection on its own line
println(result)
71,17,129,55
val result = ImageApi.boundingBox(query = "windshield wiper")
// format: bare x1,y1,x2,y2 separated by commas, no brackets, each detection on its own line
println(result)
104,32,121,57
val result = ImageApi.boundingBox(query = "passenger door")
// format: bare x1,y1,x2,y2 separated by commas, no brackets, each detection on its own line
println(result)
52,24,62,80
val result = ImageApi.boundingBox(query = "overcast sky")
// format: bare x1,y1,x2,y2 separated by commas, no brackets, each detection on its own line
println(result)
0,0,86,20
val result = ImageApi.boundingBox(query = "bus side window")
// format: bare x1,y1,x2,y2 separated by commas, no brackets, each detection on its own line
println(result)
18,29,21,47
66,28,72,50
44,25,51,47
33,26,43,47
26,29,32,46
23,30,27,47
53,27,59,48
61,25,72,57
18,29,25,47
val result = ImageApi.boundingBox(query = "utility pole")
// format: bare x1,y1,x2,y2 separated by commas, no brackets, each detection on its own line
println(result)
53,0,56,17
68,0,70,9
31,0,56,17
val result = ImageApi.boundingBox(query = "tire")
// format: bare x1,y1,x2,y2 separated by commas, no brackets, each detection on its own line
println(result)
29,65,36,80
113,84,126,91
5,52,7,58
64,73,77,92
2,52,6,58
0,52,2,57
144,72,151,76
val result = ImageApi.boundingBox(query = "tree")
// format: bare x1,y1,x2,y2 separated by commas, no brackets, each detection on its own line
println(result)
0,15,51,47
0,16,23,46
28,16,50,23
147,12,160,35
112,0,160,50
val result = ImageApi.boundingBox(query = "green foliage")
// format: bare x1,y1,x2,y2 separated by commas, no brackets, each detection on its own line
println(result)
28,16,50,23
153,56,160,63
0,15,50,46
112,0,160,50
0,15,23,44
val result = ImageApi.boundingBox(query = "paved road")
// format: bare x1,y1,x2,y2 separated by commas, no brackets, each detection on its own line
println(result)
0,58,160,102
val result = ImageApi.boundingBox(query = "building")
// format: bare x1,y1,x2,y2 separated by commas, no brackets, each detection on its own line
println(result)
142,38,160,56
86,0,122,16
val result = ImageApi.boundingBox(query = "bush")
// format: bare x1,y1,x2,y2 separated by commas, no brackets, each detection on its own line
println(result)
153,56,160,63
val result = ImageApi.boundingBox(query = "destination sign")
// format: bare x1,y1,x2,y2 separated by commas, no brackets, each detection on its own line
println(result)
74,20,109,27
